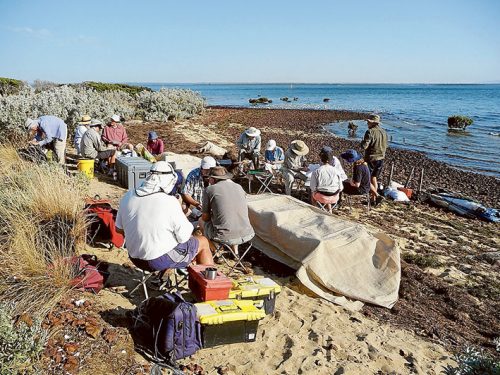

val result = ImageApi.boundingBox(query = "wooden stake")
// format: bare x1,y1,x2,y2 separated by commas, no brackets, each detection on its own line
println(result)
404,167,415,188
418,168,424,193
387,162,394,187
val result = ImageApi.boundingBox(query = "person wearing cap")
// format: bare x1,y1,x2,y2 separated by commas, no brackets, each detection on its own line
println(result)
237,127,261,169
199,167,255,248
360,114,388,196
116,161,214,273
74,115,91,156
102,114,133,152
26,115,67,164
181,156,217,214
320,145,347,181
282,140,309,196
80,120,117,172
340,149,376,202
310,150,343,209
146,131,164,156
264,139,284,172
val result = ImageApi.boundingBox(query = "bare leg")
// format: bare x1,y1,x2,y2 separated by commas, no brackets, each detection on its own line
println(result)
194,235,214,265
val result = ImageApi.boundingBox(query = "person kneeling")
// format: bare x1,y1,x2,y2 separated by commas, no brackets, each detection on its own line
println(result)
115,161,214,275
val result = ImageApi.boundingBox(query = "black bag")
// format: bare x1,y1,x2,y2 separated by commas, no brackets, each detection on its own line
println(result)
132,292,202,365
18,145,48,163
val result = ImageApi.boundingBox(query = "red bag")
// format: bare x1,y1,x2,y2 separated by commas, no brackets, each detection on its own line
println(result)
85,196,125,248
69,255,106,294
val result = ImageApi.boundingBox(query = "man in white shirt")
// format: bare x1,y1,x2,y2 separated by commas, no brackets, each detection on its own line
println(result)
310,150,343,210
116,161,213,272
74,115,90,155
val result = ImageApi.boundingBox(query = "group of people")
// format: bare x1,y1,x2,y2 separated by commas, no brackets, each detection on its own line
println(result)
26,113,166,175
236,113,388,208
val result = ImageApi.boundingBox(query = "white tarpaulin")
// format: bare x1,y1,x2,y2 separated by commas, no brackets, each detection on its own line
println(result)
158,152,202,177
247,194,400,309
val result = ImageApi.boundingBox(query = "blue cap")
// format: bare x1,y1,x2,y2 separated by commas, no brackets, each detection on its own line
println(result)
340,149,361,163
148,131,158,140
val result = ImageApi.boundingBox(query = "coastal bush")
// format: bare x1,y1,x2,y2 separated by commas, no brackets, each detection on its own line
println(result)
402,253,442,269
0,83,204,138
0,77,26,96
0,145,88,317
448,115,473,129
0,304,48,374
443,344,500,375
80,81,152,95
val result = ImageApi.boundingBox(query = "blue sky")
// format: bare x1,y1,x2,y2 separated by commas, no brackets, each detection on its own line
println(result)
1,0,499,83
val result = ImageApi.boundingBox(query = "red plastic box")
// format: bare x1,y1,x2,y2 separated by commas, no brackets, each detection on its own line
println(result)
188,265,232,302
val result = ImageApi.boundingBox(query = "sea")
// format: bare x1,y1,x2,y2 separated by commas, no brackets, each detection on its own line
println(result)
139,83,500,178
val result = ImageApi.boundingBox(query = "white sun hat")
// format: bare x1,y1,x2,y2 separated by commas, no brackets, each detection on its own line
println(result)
245,127,261,137
200,156,217,170
266,139,277,151
110,114,121,122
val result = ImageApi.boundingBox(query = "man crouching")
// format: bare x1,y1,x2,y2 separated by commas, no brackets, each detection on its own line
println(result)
116,161,213,272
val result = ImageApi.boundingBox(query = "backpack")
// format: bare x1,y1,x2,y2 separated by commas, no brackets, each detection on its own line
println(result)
132,292,202,364
84,196,125,248
68,254,108,294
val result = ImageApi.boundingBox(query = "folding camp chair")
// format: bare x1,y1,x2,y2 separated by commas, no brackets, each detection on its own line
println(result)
248,170,274,194
129,268,187,300
346,193,371,213
312,191,340,214
211,239,253,276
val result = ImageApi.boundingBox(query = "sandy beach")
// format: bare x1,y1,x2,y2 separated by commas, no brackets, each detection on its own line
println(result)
43,106,497,374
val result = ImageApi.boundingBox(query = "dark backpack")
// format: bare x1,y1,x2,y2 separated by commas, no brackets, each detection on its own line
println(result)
132,292,202,364
68,254,108,294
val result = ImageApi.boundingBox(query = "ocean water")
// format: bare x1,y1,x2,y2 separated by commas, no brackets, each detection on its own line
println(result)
140,83,500,177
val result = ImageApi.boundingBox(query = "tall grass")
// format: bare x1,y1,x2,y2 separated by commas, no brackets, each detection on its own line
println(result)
0,145,88,317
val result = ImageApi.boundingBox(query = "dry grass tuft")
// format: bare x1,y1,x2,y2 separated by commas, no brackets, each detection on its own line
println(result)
0,144,88,317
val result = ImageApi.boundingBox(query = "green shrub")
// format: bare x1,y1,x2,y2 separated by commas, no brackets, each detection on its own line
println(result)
402,253,442,268
81,81,152,95
0,78,25,96
448,115,473,129
0,304,48,374
443,344,500,375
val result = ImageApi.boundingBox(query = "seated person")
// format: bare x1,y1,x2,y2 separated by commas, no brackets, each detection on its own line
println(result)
282,140,309,196
74,115,91,156
102,114,134,152
237,127,261,169
310,151,343,210
116,161,214,272
198,167,255,253
181,156,217,215
339,149,376,199
264,139,284,172
146,131,165,156
320,145,347,181
80,120,117,174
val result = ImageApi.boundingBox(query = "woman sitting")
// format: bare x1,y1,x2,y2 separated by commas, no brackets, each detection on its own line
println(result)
339,149,376,202
146,131,165,156
310,150,343,212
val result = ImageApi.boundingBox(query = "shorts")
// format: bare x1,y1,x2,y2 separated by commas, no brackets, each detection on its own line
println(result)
96,149,116,160
342,181,367,195
129,237,199,272
368,159,384,179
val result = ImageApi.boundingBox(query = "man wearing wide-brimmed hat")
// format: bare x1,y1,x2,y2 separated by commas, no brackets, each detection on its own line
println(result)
116,161,214,273
237,127,261,169
199,167,254,249
360,114,388,198
74,115,91,155
81,120,117,174
282,140,309,195
26,115,68,164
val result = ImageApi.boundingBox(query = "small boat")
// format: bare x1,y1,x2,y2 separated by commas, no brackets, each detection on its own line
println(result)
427,191,499,223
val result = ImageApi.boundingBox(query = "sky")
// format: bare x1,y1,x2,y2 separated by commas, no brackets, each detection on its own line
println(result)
0,0,499,84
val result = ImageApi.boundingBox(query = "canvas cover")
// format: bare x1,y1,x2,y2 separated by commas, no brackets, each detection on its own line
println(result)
158,152,202,177
247,194,400,309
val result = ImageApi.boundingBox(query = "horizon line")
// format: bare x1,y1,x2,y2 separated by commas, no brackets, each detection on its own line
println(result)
123,81,500,85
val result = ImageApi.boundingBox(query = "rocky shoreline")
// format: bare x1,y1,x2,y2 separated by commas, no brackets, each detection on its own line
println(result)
206,106,499,207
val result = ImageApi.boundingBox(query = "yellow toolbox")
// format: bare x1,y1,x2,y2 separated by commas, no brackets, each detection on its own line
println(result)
228,276,281,314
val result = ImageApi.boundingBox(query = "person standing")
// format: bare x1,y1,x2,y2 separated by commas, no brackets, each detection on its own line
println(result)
237,127,261,169
360,114,388,198
26,115,68,164
282,140,309,196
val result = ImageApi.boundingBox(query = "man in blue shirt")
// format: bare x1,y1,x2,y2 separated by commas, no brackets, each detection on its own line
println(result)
264,139,284,172
26,115,67,164
237,127,261,169
181,156,217,216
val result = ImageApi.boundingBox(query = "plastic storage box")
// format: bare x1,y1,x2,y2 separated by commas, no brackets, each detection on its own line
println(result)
228,276,281,314
115,157,153,190
195,299,266,348
188,265,233,302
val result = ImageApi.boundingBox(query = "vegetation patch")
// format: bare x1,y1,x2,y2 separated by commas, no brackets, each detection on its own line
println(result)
403,252,443,269
448,115,474,130
80,81,152,95
0,77,25,96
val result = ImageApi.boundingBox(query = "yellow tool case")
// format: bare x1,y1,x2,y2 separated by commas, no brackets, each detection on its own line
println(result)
228,276,281,314
195,299,266,348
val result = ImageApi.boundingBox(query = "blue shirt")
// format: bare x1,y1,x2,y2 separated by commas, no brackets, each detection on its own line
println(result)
181,168,205,204
38,115,68,147
265,147,284,163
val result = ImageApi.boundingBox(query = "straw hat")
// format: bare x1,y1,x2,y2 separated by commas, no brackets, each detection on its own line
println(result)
366,114,381,124
245,127,261,137
209,166,233,180
290,140,309,156
79,115,91,125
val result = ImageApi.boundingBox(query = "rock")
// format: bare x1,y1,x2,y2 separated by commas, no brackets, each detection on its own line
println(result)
323,98,330,102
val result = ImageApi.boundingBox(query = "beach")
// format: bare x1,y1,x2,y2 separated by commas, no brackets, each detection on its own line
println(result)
66,106,497,374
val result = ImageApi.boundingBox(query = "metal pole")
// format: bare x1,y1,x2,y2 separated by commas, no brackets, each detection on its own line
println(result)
387,162,394,188
405,167,415,188
418,168,424,193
